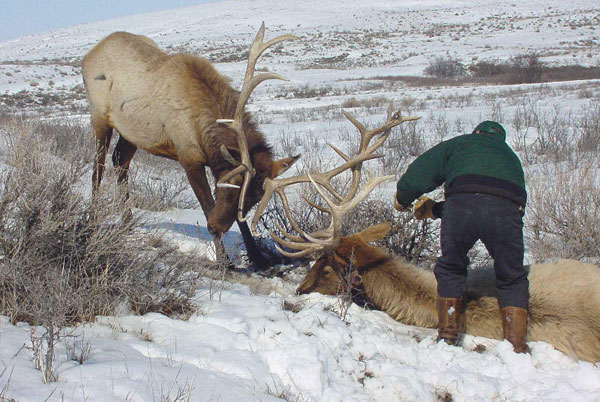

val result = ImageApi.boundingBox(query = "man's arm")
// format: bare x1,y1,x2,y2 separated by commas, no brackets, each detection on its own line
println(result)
396,140,450,206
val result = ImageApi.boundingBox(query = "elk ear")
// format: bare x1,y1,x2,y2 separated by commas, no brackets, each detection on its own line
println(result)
356,222,391,243
271,154,300,178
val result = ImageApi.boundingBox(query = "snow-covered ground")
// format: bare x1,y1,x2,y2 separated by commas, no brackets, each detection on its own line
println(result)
1,0,599,401
2,282,599,401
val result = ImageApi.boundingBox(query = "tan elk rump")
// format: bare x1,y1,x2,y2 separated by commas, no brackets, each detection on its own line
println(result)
82,24,299,266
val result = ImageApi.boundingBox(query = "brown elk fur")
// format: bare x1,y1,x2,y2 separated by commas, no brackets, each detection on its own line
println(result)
297,222,600,363
82,31,298,260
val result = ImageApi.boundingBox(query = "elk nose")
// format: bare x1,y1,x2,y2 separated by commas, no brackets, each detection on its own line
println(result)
207,218,232,235
207,210,236,234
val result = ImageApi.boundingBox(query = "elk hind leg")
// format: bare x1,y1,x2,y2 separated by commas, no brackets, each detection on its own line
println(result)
91,117,113,195
112,136,137,222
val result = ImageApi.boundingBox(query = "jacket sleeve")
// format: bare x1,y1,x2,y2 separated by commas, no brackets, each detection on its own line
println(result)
396,140,449,206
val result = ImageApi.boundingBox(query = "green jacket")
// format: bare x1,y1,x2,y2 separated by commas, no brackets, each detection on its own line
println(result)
396,122,526,208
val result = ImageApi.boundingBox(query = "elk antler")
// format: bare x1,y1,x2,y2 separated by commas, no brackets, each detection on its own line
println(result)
252,104,420,258
217,22,298,222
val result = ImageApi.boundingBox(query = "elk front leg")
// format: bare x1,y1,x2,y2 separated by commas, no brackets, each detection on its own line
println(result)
237,220,269,270
183,164,231,266
183,164,215,216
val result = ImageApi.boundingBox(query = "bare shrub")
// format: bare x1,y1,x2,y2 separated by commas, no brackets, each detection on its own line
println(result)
488,100,504,123
0,115,94,166
128,166,196,211
367,75,468,88
471,53,544,84
345,196,440,266
0,118,203,326
471,57,600,85
341,97,361,108
430,113,451,143
510,99,575,164
508,53,544,84
280,84,332,99
424,56,467,79
278,128,305,157
64,333,92,365
28,328,59,383
575,100,600,154
469,58,509,78
0,117,206,381
525,160,600,262
380,120,426,175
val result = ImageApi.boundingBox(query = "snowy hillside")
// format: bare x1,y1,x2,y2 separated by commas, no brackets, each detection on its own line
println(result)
0,0,600,401
0,0,598,108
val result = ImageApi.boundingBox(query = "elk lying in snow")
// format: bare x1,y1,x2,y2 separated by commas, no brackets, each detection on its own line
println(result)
296,223,600,363
82,24,299,267
253,106,600,363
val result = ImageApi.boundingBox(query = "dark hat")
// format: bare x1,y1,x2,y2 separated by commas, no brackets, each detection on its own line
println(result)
472,121,506,140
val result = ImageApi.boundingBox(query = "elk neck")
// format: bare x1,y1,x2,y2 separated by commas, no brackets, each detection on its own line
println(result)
349,246,438,328
179,55,271,165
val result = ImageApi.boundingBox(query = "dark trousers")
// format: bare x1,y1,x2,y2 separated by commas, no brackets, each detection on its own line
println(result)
434,193,529,309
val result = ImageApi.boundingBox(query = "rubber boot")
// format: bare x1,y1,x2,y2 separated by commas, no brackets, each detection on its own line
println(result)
500,306,530,353
436,297,462,345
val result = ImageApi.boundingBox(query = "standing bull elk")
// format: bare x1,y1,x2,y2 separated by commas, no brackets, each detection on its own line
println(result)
255,108,600,363
82,23,299,267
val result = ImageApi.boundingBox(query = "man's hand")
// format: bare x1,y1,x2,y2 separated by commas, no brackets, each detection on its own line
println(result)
394,192,411,212
413,196,436,220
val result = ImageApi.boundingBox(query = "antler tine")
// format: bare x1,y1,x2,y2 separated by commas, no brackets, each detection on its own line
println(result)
236,22,299,118
307,171,395,246
277,188,312,239
217,22,298,222
274,221,306,242
251,175,307,234
270,231,324,258
342,109,421,156
303,195,329,214
341,108,421,203
266,189,331,257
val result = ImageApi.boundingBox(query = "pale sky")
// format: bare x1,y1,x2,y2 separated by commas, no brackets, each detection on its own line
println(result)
0,0,218,41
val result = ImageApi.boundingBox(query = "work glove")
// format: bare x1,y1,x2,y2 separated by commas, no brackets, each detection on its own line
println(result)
413,196,436,220
394,192,411,212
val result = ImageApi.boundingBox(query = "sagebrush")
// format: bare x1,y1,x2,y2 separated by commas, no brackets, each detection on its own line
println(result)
0,117,204,328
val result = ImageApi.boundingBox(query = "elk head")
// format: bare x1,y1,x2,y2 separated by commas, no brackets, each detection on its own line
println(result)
212,23,300,231
250,104,419,288
296,222,392,295
209,142,299,233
